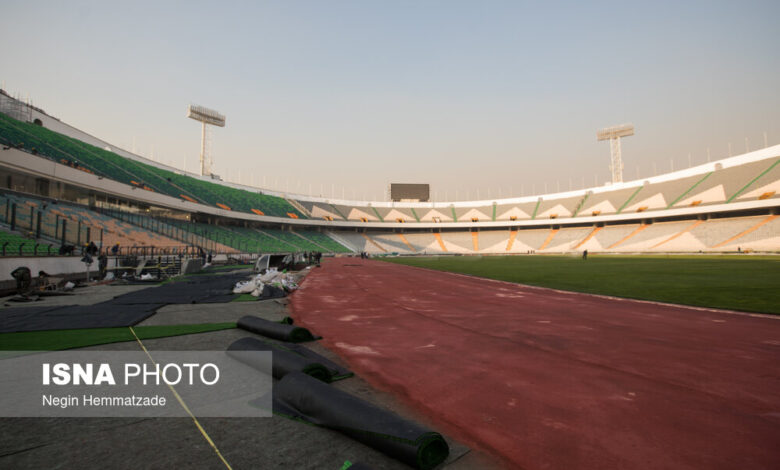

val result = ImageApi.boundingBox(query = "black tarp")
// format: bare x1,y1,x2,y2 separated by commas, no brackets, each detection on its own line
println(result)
0,271,250,332
111,272,248,305
237,315,318,342
0,302,163,333
273,372,449,470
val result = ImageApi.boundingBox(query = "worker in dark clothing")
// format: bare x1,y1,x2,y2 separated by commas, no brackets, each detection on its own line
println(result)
11,267,32,295
98,254,108,279
86,241,98,256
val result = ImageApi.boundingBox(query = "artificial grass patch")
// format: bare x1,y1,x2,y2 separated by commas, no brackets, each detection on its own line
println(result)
0,322,237,351
382,255,780,314
232,293,259,302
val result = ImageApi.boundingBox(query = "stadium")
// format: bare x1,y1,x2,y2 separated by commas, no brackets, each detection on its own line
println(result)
1,3,780,470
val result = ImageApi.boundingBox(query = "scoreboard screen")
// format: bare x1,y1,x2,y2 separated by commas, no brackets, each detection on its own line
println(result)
390,183,430,202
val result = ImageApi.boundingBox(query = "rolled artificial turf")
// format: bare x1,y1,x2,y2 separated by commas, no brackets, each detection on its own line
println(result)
227,337,331,382
237,315,317,342
274,372,449,470
227,337,353,382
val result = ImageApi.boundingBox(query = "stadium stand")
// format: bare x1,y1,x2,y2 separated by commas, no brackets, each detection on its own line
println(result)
259,227,339,252
399,232,440,253
453,205,493,222
0,226,56,255
0,112,305,218
535,194,586,220
605,220,693,252
287,157,779,227
294,230,351,253
1,92,778,257
299,201,346,221
708,215,779,251
475,230,509,253
336,232,390,253
438,232,474,253
373,206,417,223
493,201,537,221
414,207,454,223
541,226,594,252
576,224,640,251
0,192,188,253
372,233,416,253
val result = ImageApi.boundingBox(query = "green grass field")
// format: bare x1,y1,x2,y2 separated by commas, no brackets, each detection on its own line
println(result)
0,322,236,352
382,255,780,314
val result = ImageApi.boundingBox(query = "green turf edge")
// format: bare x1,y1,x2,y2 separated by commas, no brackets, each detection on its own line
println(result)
0,322,237,351
380,255,780,315
232,293,259,302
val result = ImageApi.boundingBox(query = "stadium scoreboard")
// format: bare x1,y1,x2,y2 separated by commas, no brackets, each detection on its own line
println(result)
390,184,430,202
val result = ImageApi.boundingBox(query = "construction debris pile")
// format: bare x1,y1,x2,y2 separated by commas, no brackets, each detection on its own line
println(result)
232,268,300,297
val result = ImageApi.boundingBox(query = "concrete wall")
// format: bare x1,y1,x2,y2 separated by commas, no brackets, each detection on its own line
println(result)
0,256,88,281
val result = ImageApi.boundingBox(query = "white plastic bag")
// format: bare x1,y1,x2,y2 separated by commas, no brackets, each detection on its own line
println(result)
232,280,255,294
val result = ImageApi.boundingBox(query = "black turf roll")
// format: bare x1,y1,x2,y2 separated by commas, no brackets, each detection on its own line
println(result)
274,372,449,470
237,315,316,342
226,337,331,382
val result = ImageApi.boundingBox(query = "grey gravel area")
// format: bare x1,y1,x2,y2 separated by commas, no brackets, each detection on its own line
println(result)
0,271,498,470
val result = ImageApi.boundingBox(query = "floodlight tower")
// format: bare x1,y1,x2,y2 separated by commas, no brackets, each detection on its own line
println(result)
187,105,226,177
597,123,634,184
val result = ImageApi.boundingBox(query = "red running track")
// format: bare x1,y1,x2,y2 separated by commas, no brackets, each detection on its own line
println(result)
290,258,780,469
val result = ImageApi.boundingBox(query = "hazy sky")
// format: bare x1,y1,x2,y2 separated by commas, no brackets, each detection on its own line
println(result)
2,0,779,200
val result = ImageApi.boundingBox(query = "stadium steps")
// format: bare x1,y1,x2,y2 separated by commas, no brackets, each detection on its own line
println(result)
289,230,329,252
616,186,643,214
651,220,705,249
322,231,357,253
99,209,233,252
361,233,387,253
727,158,780,202
258,228,321,251
295,229,351,253
324,204,345,220
506,230,518,251
666,173,713,208
433,233,448,252
538,228,559,250
396,233,417,252
571,193,590,217
410,208,421,223
370,207,384,222
573,226,602,250
471,231,479,251
254,228,302,251
286,198,312,217
711,215,778,248
608,224,650,249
